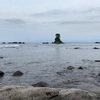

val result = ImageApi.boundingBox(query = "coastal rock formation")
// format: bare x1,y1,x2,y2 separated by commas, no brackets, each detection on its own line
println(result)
0,85,96,100
53,33,63,44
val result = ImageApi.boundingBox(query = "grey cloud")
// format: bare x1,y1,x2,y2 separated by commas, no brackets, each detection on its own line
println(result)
87,15,100,20
82,7,100,13
37,20,100,25
59,21,100,25
32,7,100,16
4,18,25,24
32,9,68,17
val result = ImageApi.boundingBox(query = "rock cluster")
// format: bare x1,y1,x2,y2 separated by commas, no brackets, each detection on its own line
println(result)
2,42,25,44
0,85,96,100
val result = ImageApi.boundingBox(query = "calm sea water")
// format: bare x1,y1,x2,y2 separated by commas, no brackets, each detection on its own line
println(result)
0,42,100,91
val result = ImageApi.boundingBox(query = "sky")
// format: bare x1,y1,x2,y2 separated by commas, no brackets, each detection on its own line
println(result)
0,0,100,42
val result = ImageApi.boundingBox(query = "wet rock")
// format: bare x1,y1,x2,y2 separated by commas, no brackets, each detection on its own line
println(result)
95,60,100,62
0,57,3,59
13,70,23,76
8,42,25,44
66,66,75,70
93,47,99,49
0,85,96,100
63,80,81,85
78,66,84,69
74,47,80,49
32,81,49,87
2,42,6,44
42,42,49,44
0,71,4,77
95,42,100,44
98,73,100,76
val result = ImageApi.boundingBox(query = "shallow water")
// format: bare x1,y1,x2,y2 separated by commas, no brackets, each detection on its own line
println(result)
0,42,100,91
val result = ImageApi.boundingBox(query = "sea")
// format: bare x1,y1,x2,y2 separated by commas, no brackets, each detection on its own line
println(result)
0,42,100,92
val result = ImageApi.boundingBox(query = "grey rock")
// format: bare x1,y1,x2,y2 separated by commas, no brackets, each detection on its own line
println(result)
66,66,75,70
0,71,4,77
93,47,99,49
95,60,100,62
32,81,49,87
13,70,23,76
0,85,96,100
0,57,3,59
78,66,84,69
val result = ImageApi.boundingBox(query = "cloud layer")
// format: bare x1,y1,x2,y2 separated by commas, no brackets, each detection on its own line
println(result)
0,0,100,42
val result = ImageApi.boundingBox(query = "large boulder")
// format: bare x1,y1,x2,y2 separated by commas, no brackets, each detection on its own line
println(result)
0,85,96,100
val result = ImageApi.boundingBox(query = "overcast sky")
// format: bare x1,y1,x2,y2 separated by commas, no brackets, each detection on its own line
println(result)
0,0,100,42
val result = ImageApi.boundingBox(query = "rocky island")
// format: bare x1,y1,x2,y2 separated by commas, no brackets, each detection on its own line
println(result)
52,33,63,44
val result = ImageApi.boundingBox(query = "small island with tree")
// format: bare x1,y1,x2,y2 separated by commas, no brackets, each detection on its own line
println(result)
52,33,64,44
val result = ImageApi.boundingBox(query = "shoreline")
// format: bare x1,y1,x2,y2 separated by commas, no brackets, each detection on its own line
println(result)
0,84,97,100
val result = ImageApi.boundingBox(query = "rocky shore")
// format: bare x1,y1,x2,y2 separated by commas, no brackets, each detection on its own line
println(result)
0,85,96,100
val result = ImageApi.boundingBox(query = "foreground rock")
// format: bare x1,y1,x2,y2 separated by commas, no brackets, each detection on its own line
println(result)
0,85,96,100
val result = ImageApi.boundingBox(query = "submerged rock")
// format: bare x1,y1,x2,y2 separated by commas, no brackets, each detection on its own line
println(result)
93,47,99,49
74,47,80,49
0,57,3,59
0,71,4,77
66,66,75,70
78,66,84,69
8,42,25,44
95,60,100,62
0,85,96,100
32,81,49,87
42,42,49,44
13,70,23,76
2,42,6,44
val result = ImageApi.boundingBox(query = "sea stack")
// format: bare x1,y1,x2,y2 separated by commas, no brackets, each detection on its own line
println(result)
53,33,63,44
